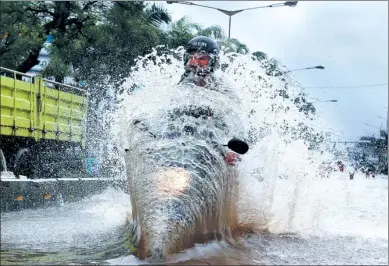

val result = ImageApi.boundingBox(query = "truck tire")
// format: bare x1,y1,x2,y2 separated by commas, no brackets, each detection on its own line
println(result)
13,148,35,178
0,148,7,172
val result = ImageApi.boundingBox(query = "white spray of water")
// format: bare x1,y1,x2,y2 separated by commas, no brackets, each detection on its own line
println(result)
1,47,387,266
103,46,387,242
0,187,130,251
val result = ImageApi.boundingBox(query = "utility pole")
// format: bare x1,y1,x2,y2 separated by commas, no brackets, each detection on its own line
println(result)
167,1,298,38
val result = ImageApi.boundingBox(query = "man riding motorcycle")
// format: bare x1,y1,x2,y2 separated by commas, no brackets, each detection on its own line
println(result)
178,36,239,165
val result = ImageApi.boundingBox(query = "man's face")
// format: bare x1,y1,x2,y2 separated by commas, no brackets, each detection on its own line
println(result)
186,51,212,76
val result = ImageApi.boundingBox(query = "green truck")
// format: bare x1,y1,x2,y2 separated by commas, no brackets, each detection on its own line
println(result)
0,67,113,212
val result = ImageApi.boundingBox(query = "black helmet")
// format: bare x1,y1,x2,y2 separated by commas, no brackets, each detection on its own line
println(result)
184,36,220,74
186,36,220,55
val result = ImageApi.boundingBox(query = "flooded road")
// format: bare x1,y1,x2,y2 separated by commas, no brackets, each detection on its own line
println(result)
1,173,387,265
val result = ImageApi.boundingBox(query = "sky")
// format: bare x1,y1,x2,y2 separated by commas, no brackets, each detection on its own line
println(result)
158,0,388,141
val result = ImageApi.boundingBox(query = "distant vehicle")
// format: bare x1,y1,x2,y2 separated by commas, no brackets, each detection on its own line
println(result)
0,67,90,178
0,67,110,212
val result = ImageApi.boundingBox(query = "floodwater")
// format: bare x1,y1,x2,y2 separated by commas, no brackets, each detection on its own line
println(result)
1,173,387,265
1,50,388,265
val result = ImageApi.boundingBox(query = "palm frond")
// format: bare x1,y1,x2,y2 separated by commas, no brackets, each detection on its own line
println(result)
252,51,268,61
218,38,249,54
142,2,172,27
197,25,225,39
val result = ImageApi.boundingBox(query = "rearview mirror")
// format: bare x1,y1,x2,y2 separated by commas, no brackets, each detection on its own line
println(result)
227,138,249,155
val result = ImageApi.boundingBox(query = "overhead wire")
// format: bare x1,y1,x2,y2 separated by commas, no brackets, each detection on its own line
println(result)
304,83,388,89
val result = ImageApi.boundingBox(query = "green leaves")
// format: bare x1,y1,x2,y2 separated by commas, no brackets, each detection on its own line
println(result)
0,1,255,85
0,0,310,118
218,38,249,54
356,126,388,173
142,3,172,27
251,51,268,61
0,2,45,69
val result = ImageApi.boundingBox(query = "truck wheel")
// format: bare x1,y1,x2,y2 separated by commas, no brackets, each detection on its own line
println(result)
0,148,7,172
13,148,35,178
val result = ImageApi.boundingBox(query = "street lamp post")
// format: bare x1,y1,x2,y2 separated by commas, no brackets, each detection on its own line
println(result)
167,1,298,38
283,65,325,74
311,99,338,103
274,65,324,76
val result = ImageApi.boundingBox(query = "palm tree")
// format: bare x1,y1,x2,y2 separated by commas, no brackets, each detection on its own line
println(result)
165,17,200,47
164,17,225,48
197,25,225,40
357,128,388,173
164,17,250,55
218,38,249,54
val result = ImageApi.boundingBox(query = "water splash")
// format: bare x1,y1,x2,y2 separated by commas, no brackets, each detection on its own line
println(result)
0,48,387,265
101,46,387,259
113,49,253,259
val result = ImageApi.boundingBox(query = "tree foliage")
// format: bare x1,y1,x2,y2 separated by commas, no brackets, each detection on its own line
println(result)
0,1,328,163
0,2,45,71
1,1,315,118
356,128,388,173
